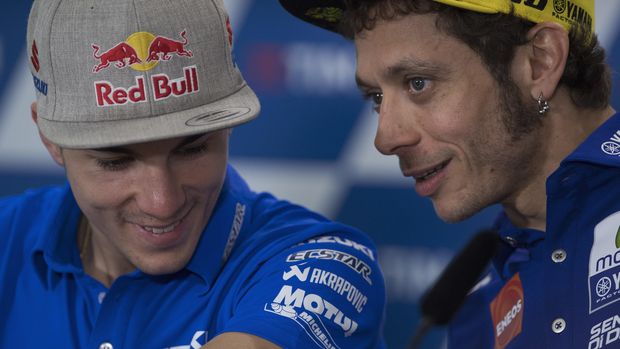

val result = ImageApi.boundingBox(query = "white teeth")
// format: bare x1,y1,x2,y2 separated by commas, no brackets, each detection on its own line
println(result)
142,221,179,234
417,162,447,181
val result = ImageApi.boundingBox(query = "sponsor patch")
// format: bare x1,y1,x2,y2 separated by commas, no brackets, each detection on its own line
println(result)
303,236,375,261
287,249,372,285
589,211,620,313
283,265,368,313
490,273,524,349
551,0,593,30
91,30,198,107
265,302,341,349
221,202,245,263
267,285,358,339
30,40,48,96
601,130,620,156
590,314,620,349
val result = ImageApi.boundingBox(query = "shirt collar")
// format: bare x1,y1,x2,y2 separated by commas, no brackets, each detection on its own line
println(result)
33,182,84,274
563,112,620,168
185,165,252,291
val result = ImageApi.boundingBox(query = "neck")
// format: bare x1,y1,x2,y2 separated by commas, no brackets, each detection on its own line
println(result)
78,215,135,288
502,99,615,231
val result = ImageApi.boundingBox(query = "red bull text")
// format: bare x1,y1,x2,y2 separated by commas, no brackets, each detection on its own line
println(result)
95,65,199,107
91,30,199,107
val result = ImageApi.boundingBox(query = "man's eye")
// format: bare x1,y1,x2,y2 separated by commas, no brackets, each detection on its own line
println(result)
362,92,383,112
96,157,132,171
371,92,383,106
177,143,208,156
408,77,428,93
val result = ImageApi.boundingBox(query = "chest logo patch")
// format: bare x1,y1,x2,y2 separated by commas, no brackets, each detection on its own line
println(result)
490,273,524,349
588,211,620,314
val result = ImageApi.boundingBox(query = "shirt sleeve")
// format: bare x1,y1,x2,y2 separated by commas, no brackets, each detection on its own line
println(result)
221,233,387,349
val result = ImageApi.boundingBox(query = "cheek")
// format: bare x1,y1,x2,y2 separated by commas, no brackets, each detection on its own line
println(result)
67,168,132,212
177,154,228,194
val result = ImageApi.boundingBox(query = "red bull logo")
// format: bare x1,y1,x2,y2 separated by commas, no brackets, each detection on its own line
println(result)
91,30,199,107
146,30,193,62
92,30,193,73
92,42,142,73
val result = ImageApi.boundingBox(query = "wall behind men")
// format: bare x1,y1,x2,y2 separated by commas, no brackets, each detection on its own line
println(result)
1,1,619,348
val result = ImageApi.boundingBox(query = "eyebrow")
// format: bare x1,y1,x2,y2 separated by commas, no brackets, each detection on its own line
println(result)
93,133,208,154
355,57,447,90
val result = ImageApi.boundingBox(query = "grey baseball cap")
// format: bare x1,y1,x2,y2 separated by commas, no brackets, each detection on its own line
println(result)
27,0,260,149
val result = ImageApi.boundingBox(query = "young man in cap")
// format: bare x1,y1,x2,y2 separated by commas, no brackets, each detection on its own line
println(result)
279,0,619,347
0,1,387,348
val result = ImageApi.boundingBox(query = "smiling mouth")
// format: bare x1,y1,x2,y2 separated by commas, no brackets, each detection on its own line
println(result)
414,160,450,182
140,221,181,234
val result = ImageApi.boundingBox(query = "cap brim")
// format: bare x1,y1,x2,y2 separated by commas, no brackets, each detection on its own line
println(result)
38,83,260,149
278,0,501,34
278,0,346,33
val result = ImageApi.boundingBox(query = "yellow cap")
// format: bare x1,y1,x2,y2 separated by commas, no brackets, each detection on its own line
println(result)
434,0,594,32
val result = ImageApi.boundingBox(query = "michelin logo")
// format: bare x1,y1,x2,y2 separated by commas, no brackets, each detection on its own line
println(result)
265,302,341,349
588,211,620,313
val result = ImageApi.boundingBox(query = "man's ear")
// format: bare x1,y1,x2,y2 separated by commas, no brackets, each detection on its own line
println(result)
31,102,65,167
511,22,569,101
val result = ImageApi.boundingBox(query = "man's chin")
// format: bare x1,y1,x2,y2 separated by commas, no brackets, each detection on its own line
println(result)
135,254,191,276
433,201,479,224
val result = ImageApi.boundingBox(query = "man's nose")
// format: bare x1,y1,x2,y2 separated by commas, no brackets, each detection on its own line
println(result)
134,165,186,221
373,95,422,156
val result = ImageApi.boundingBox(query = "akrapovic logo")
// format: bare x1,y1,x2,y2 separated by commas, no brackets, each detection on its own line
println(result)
588,212,620,313
283,265,368,313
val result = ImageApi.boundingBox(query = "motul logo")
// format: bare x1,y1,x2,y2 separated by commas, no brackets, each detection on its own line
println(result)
94,65,199,107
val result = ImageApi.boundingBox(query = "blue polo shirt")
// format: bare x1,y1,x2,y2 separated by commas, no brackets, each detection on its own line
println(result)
0,166,386,349
447,113,620,348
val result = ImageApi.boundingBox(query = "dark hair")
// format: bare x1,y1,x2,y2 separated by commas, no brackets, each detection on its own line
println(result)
340,0,610,109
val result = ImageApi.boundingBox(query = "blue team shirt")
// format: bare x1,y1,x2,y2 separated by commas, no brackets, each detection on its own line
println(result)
0,166,386,349
448,113,620,348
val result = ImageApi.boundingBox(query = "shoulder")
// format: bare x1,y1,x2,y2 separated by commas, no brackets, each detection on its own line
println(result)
0,185,67,220
221,227,386,348
0,185,70,249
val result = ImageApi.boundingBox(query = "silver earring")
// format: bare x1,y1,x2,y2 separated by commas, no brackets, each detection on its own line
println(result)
537,92,550,115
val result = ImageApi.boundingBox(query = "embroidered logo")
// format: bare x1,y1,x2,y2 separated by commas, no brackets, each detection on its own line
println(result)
90,30,198,107
30,41,40,72
92,30,192,73
553,0,567,14
588,211,620,313
163,330,206,349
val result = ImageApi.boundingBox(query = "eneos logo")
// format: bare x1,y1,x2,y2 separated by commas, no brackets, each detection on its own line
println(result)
490,273,524,349
91,30,198,107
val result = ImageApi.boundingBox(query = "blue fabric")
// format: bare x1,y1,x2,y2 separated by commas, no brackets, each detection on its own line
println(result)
447,113,620,348
0,166,386,349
